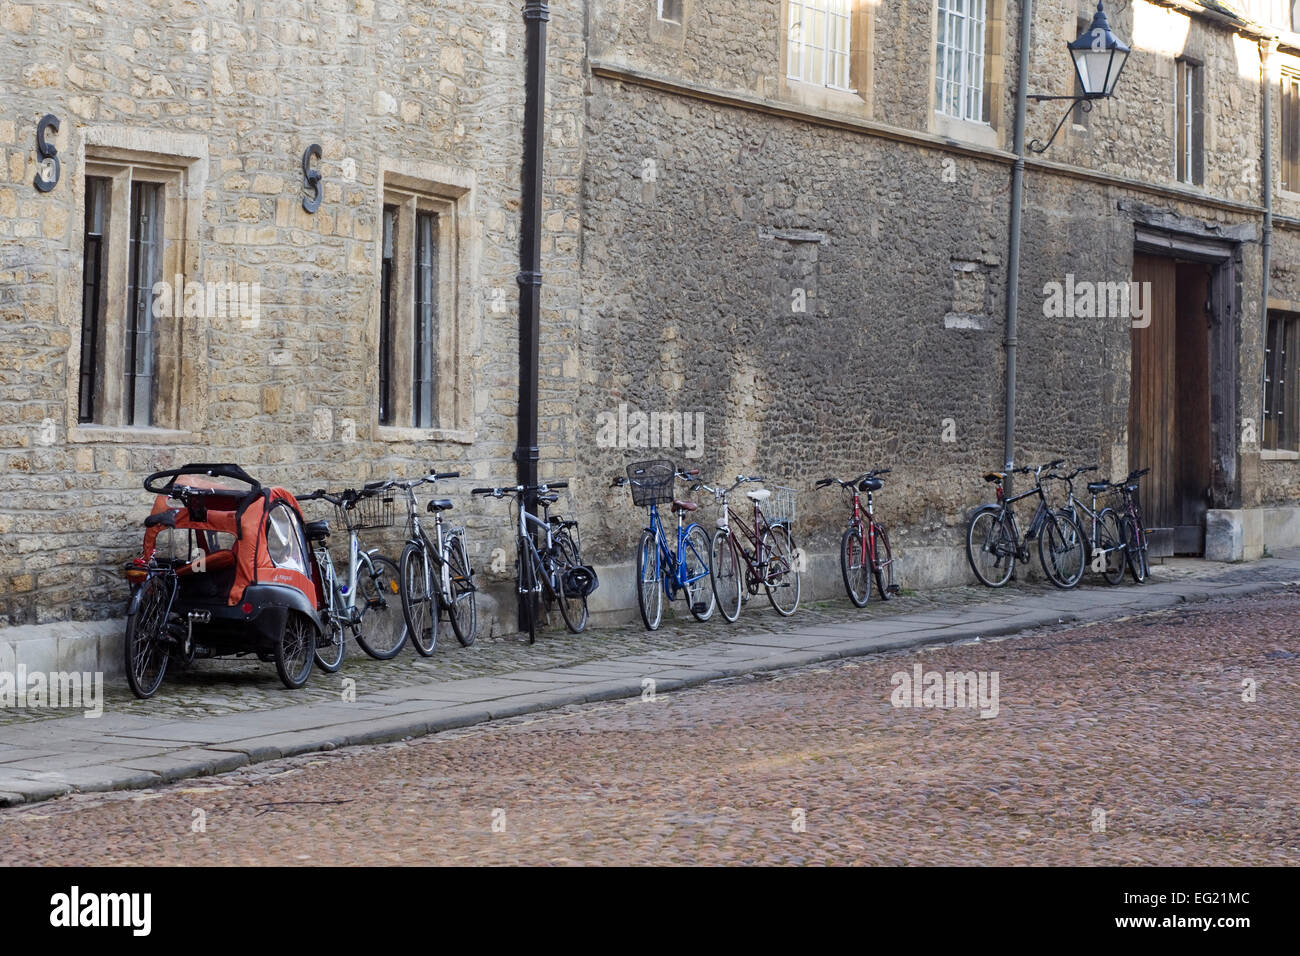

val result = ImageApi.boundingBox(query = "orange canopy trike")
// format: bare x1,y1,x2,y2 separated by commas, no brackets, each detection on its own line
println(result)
123,463,327,698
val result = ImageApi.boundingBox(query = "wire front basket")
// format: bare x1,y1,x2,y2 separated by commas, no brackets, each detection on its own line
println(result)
336,492,394,532
768,486,797,526
625,459,676,508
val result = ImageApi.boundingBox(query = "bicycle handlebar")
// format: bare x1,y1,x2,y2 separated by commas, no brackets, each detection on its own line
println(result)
472,481,567,499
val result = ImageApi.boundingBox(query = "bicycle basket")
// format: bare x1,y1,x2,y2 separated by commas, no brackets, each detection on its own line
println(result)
336,493,394,532
768,486,797,526
625,459,676,508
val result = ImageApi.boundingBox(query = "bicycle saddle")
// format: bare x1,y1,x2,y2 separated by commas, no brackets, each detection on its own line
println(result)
304,520,330,540
1086,481,1109,494
983,471,1006,483
671,499,698,512
426,499,454,512
745,488,771,502
859,477,883,492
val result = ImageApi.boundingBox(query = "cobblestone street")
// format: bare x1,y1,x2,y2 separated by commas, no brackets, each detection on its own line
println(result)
2,588,1295,865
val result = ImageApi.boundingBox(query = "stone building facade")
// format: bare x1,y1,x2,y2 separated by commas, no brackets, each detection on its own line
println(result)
2,0,1300,671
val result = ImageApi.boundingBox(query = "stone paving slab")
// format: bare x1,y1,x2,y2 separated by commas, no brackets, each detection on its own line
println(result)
1,551,1298,806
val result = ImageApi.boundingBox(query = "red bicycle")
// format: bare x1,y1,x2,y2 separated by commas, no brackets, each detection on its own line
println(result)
817,470,897,607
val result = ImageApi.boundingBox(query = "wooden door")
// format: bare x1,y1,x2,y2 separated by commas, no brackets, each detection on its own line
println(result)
1129,254,1211,555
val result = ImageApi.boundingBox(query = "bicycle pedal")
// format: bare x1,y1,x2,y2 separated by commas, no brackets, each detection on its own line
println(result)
691,602,709,614
886,584,901,595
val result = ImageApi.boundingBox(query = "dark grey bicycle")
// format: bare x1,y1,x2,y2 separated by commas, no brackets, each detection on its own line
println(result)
965,459,1087,589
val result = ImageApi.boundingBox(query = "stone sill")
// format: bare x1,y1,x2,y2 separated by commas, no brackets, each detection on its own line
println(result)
933,112,999,150
69,425,196,444
1260,448,1300,461
376,426,475,445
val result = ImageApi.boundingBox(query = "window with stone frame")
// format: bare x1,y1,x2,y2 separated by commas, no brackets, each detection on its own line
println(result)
1265,311,1300,452
787,0,855,91
1281,69,1300,193
377,185,458,431
1174,57,1204,186
77,156,188,429
935,0,988,123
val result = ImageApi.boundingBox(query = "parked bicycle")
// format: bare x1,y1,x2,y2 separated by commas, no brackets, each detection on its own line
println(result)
692,472,801,622
817,469,898,606
1111,467,1152,582
472,481,594,644
1056,464,1126,585
613,460,715,630
371,469,477,655
965,459,1087,589
298,486,408,666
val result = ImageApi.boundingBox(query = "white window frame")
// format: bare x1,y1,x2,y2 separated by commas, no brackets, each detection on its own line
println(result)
786,0,854,92
935,0,987,124
657,0,683,24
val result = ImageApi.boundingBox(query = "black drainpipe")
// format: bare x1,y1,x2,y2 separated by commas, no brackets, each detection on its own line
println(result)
515,1,548,628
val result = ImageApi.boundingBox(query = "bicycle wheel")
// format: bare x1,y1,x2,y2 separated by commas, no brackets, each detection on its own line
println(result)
400,542,438,656
275,612,316,689
124,574,173,699
1039,510,1086,589
355,554,409,659
840,525,871,607
966,505,1015,588
683,523,715,622
762,524,801,616
872,524,896,599
552,529,588,634
1122,515,1148,583
518,537,539,644
636,529,663,631
710,529,742,623
1097,509,1126,586
446,533,478,646
313,613,346,672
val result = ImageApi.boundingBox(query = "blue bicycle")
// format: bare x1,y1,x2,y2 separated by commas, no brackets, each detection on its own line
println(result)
614,460,715,630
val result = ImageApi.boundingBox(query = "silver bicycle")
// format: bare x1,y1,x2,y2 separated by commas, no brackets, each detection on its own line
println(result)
380,470,478,655
298,486,408,668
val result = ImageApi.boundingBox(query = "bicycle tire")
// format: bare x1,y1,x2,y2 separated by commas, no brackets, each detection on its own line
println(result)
1097,508,1126,586
313,614,346,672
872,524,896,599
355,554,409,659
1122,515,1148,583
400,542,438,656
683,523,715,622
636,529,663,631
124,574,172,699
275,612,316,689
552,528,588,634
762,524,801,616
840,525,871,607
966,505,1015,588
710,529,742,623
446,533,478,646
1039,509,1086,588
518,537,539,644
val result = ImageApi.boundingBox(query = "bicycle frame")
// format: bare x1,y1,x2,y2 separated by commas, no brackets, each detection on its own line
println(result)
314,525,380,627
645,502,709,598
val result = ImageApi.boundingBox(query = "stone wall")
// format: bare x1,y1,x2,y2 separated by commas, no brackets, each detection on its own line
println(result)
0,0,587,630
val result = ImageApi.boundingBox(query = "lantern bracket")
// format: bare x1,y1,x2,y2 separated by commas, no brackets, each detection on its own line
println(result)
1026,96,1095,154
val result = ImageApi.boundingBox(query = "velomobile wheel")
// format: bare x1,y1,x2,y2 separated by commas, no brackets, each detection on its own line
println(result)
275,612,316,689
